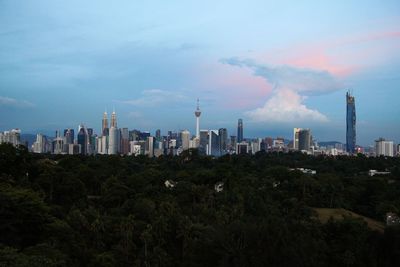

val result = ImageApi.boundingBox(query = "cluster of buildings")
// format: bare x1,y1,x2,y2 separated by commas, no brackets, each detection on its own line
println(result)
0,129,21,147
0,93,398,157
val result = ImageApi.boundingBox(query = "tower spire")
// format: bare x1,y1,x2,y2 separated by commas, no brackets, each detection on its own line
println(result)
194,98,201,139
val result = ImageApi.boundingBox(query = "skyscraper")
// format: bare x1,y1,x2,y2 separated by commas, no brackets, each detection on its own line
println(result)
218,128,228,154
194,99,201,139
145,136,154,157
155,129,161,141
293,128,301,150
208,130,220,156
346,91,356,154
237,119,243,143
121,128,129,155
64,128,74,144
102,111,109,136
181,130,190,151
108,127,118,154
111,110,117,128
375,138,394,157
77,124,88,155
298,129,311,151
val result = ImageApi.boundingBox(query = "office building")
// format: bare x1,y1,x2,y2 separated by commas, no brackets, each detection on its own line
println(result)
121,128,129,155
155,129,161,141
33,134,47,153
346,91,356,153
375,138,394,157
237,119,243,143
0,129,21,147
111,110,117,128
108,127,118,155
199,130,209,154
146,136,154,157
77,125,88,155
102,111,109,136
208,130,220,156
293,128,301,150
218,128,228,155
298,129,311,151
237,142,248,154
181,130,190,151
64,128,74,144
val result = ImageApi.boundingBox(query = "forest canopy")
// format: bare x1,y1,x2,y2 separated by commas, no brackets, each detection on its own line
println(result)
0,143,400,266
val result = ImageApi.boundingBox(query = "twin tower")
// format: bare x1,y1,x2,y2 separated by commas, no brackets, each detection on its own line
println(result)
100,110,119,154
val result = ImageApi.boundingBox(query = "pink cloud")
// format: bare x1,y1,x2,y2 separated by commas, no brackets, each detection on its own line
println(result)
262,30,400,78
192,61,273,109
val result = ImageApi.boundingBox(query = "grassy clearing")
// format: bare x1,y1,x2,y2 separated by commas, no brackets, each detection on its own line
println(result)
313,208,385,233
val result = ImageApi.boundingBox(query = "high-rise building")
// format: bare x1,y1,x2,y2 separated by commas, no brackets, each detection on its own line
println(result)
77,124,88,155
121,128,129,155
155,129,161,141
108,127,118,155
236,142,248,154
111,110,117,128
0,129,21,147
218,128,228,154
181,130,190,151
237,119,243,143
145,136,154,157
298,129,311,151
208,130,220,156
33,134,47,153
199,130,209,154
293,128,301,150
375,138,394,157
52,134,64,155
230,135,237,152
346,91,356,154
194,99,201,139
129,130,140,141
102,111,109,136
64,128,74,144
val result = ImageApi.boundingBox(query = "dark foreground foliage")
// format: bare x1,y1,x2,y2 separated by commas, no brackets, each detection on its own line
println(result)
1,143,400,266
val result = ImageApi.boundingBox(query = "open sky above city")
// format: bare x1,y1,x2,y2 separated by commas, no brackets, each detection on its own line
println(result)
0,0,399,145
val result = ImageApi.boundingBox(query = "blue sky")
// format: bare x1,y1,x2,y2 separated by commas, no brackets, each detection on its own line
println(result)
0,0,399,145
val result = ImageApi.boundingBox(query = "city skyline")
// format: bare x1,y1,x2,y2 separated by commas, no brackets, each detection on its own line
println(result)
1,97,398,157
1,1,399,145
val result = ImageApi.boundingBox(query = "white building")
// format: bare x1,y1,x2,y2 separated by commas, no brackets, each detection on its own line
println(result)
108,127,118,155
33,134,47,153
293,128,301,150
375,138,394,157
181,130,190,151
145,136,154,157
0,129,21,147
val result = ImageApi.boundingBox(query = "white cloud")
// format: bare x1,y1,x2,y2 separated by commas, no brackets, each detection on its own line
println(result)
0,96,35,108
220,57,343,123
117,89,186,107
245,89,328,123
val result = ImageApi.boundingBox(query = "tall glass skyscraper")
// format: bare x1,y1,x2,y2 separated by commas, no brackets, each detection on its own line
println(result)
346,91,356,153
237,119,243,143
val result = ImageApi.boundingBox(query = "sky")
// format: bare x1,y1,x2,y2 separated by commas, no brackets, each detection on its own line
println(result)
0,0,399,145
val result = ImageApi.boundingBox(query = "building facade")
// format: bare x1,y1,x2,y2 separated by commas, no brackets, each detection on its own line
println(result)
346,91,356,154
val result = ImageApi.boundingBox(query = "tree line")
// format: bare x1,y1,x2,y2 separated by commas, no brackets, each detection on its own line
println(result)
0,143,399,266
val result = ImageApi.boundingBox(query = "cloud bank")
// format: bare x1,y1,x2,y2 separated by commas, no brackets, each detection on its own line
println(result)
220,57,343,123
0,96,35,108
117,89,187,107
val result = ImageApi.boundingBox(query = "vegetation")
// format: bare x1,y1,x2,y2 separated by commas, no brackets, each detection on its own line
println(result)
1,143,400,266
